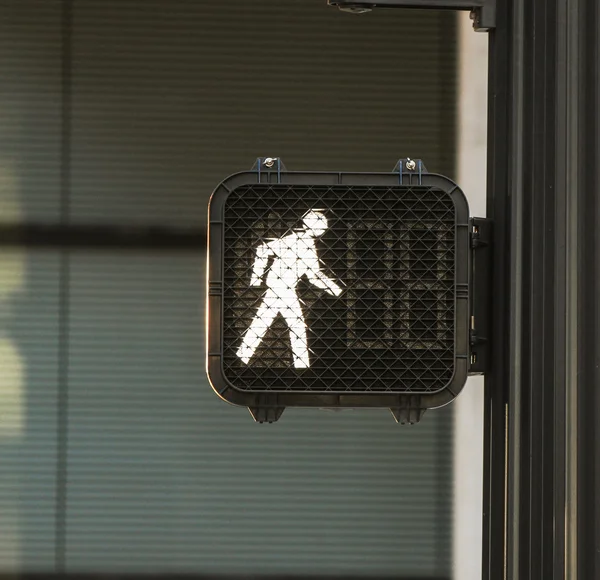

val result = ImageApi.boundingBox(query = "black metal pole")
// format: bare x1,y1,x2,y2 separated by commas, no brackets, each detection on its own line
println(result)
575,0,600,577
481,1,510,576
485,0,600,578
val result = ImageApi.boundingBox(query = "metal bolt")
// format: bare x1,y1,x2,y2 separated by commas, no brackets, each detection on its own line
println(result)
263,157,277,168
406,159,416,171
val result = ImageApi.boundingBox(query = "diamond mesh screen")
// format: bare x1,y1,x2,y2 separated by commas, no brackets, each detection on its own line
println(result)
221,184,457,394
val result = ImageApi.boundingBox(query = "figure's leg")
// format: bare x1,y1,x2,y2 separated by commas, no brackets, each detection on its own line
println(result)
284,299,310,368
237,299,277,364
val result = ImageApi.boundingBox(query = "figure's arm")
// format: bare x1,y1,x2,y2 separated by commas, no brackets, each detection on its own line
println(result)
306,253,343,296
249,242,273,286
310,271,343,296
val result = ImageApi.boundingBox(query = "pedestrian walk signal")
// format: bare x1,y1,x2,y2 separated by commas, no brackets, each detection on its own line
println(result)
236,209,343,369
207,159,484,423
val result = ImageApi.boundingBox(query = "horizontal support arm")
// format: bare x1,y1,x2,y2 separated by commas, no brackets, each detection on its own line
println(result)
329,0,484,9
327,0,495,30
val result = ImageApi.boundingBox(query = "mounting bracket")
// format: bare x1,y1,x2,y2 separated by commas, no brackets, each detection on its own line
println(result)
327,0,496,31
469,217,492,374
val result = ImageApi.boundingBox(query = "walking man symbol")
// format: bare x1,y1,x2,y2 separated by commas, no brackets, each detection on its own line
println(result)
237,210,343,368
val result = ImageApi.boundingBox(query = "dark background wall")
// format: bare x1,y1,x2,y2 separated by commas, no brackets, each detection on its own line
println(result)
0,0,457,576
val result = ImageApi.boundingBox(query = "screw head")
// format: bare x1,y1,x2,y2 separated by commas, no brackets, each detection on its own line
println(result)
263,157,277,168
406,159,416,171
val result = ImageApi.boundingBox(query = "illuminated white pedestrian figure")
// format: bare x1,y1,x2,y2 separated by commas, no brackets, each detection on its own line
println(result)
237,210,343,368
